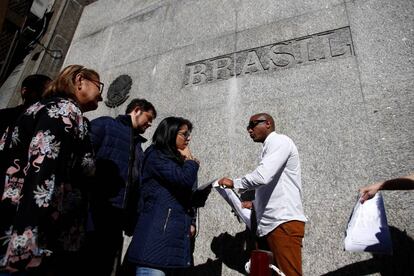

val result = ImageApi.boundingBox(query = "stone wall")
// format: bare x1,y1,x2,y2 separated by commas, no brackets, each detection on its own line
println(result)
64,0,414,274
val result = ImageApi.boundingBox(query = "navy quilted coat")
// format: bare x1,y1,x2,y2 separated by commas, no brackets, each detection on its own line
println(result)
90,115,146,208
127,145,199,268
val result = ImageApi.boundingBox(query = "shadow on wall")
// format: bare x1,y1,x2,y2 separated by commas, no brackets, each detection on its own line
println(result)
182,229,255,275
322,226,414,276
211,230,255,273
177,259,222,276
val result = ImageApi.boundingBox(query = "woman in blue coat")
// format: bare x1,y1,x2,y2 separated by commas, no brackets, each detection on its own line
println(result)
128,117,208,276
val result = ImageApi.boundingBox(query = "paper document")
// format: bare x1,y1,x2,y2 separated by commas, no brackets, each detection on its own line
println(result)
215,187,251,229
344,193,392,254
197,179,220,191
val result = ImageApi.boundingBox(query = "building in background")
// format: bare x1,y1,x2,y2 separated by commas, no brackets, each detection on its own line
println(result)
64,1,414,275
1,1,413,275
0,0,96,108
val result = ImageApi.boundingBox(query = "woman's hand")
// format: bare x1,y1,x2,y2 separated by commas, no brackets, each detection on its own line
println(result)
178,146,199,163
178,146,192,159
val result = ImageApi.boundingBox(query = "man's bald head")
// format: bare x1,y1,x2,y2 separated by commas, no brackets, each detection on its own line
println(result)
247,113,275,143
251,113,275,131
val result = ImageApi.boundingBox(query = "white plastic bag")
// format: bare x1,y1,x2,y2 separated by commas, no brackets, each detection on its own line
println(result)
344,192,392,254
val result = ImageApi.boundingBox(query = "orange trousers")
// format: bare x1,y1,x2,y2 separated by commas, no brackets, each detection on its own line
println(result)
266,220,305,276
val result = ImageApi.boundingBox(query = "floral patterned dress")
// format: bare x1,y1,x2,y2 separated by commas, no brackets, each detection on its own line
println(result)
0,97,95,272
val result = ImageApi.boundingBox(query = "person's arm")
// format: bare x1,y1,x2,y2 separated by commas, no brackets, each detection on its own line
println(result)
4,100,85,267
190,208,197,238
219,136,292,190
178,146,199,164
359,173,414,203
90,118,106,153
147,150,199,190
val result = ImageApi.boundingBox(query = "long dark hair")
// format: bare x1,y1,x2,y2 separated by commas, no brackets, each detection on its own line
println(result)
152,117,193,164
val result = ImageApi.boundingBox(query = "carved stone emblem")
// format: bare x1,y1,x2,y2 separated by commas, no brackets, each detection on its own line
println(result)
105,75,132,108
184,27,354,87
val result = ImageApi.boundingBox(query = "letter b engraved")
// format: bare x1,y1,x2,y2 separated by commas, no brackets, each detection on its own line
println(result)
187,63,207,86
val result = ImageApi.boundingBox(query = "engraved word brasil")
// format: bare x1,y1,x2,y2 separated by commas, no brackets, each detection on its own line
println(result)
183,27,354,87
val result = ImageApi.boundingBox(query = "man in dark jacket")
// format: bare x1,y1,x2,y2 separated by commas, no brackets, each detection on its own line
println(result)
0,74,51,196
0,74,52,137
88,98,156,276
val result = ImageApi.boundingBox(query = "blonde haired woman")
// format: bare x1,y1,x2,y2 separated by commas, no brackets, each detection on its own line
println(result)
0,65,103,274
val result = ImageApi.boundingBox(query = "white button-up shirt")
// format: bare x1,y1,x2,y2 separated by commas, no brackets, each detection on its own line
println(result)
233,132,307,237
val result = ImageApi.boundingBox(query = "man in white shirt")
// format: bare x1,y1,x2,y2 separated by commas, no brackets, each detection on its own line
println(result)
218,113,307,276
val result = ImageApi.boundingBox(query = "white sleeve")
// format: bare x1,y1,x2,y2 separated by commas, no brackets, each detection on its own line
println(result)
233,136,291,190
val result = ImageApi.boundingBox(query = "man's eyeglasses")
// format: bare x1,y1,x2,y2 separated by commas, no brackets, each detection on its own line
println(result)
247,120,267,130
178,131,191,140
86,78,104,94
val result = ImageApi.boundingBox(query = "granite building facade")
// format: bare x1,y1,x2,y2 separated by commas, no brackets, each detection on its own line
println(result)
64,0,413,274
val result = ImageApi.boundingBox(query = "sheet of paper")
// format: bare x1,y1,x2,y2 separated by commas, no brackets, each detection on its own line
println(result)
344,193,392,254
197,179,219,191
216,187,251,229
